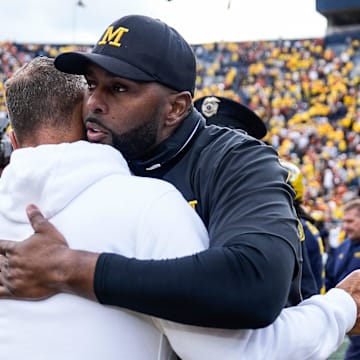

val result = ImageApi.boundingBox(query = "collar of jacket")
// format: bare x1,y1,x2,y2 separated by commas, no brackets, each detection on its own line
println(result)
128,109,204,176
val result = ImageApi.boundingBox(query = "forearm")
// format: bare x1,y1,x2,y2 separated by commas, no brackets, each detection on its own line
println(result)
94,235,295,329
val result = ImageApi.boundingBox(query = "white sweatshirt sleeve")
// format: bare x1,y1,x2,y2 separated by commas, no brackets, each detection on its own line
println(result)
152,288,356,360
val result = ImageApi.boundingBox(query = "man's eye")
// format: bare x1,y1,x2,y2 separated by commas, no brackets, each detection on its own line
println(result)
114,85,127,92
87,81,95,90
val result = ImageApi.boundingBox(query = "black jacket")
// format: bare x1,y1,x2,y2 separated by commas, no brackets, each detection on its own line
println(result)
94,109,302,329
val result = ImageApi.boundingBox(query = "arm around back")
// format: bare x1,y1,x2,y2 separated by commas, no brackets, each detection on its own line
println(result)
95,233,295,329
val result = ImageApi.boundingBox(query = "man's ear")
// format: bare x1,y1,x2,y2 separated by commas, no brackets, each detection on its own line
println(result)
166,91,193,127
9,130,19,149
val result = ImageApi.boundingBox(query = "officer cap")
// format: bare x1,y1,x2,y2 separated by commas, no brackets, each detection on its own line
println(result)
194,96,267,139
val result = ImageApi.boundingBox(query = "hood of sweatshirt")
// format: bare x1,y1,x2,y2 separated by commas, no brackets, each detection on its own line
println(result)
0,141,129,223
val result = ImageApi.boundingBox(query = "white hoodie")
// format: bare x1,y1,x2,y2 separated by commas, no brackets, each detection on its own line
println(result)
0,141,356,360
0,141,208,360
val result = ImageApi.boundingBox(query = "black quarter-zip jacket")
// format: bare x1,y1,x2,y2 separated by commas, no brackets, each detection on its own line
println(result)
94,109,302,329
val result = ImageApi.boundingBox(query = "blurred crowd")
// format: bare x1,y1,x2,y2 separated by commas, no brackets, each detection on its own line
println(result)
193,34,360,236
2,34,360,239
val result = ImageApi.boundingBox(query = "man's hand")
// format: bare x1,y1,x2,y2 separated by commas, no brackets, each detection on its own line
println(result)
0,204,70,299
336,269,360,335
0,204,99,301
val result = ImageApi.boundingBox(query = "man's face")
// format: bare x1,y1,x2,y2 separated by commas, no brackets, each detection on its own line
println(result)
83,64,173,160
342,207,360,242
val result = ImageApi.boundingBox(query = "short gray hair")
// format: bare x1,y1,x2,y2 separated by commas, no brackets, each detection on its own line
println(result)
5,56,86,143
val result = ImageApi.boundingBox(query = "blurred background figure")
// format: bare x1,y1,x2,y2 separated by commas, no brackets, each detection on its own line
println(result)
194,96,267,139
325,198,360,360
311,210,330,254
280,159,326,296
0,118,12,176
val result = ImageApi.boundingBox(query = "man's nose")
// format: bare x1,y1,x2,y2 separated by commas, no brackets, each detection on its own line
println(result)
86,91,108,114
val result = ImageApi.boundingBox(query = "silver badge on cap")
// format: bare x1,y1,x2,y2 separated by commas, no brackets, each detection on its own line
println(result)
201,96,220,118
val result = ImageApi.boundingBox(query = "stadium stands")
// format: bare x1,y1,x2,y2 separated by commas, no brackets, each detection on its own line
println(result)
1,32,360,238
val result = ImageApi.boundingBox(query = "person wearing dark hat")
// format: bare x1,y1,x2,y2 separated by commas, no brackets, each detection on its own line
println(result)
326,198,360,360
194,95,267,139
0,15,302,330
280,159,326,296
2,14,360,359
2,57,357,360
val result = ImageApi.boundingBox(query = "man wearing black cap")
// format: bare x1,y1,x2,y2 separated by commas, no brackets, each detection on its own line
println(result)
194,95,267,139
3,57,359,360
0,15,302,329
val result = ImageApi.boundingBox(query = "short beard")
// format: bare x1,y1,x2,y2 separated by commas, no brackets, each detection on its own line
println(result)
111,116,161,161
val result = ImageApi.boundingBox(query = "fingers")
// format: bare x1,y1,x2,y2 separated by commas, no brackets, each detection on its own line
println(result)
0,204,47,255
0,253,11,278
0,253,7,267
0,254,12,298
26,204,47,232
26,204,69,247
337,269,360,289
26,203,59,236
0,240,15,256
0,285,12,297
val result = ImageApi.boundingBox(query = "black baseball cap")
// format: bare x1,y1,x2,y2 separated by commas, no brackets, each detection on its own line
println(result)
194,96,267,139
55,15,196,95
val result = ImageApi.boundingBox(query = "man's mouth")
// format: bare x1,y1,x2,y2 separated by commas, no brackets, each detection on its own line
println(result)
85,121,109,143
